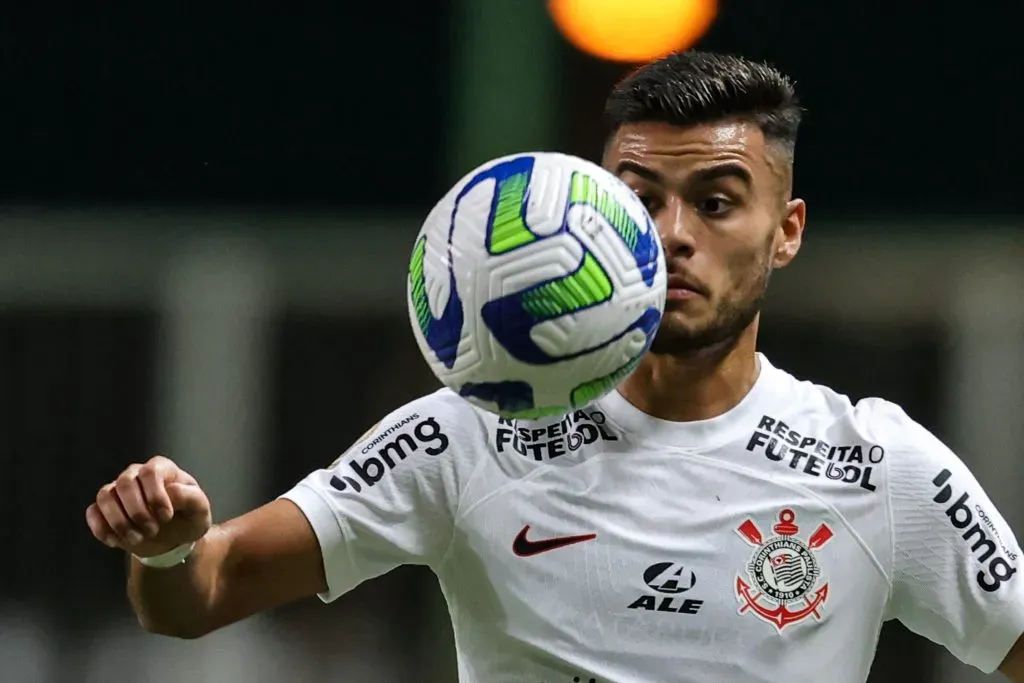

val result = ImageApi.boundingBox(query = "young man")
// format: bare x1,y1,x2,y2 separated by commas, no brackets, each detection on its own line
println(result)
86,51,1024,682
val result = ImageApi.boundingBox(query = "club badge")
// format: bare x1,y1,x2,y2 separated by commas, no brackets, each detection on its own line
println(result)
735,508,832,630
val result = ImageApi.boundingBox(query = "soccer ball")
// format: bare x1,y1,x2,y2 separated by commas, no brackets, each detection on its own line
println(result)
407,152,666,419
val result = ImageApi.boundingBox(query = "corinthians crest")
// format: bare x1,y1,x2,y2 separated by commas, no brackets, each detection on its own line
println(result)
735,508,833,630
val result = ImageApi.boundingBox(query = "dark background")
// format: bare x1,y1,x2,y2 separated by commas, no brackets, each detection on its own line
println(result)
3,3,1020,216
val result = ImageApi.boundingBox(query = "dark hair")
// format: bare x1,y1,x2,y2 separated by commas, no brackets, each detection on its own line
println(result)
605,50,802,158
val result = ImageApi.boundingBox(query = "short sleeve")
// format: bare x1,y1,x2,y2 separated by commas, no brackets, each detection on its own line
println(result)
279,389,480,602
863,399,1024,673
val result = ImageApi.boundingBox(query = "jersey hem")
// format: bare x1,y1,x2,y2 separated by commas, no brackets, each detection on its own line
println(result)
965,593,1024,673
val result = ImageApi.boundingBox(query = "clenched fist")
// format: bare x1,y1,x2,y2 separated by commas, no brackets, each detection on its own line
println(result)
86,456,212,558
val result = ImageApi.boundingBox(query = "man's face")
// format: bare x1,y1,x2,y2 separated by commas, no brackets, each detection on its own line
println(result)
603,120,805,355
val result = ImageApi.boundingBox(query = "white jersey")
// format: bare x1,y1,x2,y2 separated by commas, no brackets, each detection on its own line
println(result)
281,354,1024,683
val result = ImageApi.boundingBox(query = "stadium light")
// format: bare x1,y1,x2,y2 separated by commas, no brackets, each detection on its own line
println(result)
548,0,718,63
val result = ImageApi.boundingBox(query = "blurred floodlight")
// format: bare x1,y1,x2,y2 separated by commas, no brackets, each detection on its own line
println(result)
548,0,718,63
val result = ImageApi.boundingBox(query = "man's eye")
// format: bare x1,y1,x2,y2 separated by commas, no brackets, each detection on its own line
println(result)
699,197,732,216
636,194,660,214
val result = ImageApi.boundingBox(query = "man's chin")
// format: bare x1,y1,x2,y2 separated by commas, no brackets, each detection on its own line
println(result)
647,312,754,357
647,321,716,356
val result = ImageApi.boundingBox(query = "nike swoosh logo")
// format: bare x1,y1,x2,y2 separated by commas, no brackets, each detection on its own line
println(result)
512,525,597,557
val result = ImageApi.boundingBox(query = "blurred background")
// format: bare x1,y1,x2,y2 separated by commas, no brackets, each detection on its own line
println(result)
1,1,1022,681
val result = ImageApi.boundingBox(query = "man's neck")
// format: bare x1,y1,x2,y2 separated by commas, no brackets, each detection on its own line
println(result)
617,325,761,423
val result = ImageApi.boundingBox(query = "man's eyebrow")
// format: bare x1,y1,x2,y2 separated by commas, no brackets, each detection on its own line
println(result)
613,160,663,184
614,160,754,188
689,162,753,188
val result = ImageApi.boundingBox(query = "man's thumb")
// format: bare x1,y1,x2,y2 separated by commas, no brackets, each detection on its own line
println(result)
166,482,209,516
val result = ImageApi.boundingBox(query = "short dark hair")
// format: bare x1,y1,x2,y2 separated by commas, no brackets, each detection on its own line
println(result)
604,50,802,158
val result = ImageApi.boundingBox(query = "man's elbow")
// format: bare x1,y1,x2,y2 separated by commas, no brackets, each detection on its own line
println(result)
134,609,214,640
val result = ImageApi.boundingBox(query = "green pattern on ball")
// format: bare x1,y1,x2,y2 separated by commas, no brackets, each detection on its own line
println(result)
488,171,537,254
570,356,643,407
570,172,641,252
519,252,613,318
409,235,431,337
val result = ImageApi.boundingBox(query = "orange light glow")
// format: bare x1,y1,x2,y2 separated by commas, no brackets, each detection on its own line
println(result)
548,0,718,63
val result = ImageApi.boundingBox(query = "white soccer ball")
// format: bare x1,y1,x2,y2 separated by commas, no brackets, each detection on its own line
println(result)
407,152,666,418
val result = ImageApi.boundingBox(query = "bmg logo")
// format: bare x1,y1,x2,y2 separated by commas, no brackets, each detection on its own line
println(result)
932,469,1017,592
330,417,449,493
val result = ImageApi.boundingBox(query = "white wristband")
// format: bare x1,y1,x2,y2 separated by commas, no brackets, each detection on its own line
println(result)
134,541,197,569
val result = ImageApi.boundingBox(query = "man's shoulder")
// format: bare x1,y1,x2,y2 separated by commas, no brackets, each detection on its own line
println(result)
324,389,490,487
763,358,939,457
399,387,483,420
332,389,491,467
372,388,492,444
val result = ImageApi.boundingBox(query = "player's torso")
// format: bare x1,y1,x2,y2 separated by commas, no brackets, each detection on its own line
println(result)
436,402,893,683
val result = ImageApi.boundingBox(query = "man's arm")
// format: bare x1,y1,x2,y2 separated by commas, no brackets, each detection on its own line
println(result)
127,499,325,638
88,389,471,638
863,397,1024,675
1001,637,1024,681
87,456,330,639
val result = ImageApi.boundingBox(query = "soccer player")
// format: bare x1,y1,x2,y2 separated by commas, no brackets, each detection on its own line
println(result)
86,51,1024,682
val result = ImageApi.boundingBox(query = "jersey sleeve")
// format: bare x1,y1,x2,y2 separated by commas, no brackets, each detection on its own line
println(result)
862,398,1024,673
279,389,480,602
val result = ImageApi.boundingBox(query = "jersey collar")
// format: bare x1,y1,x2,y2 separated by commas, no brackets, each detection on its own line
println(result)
598,353,785,450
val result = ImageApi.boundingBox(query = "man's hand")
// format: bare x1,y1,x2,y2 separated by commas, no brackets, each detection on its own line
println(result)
86,455,212,558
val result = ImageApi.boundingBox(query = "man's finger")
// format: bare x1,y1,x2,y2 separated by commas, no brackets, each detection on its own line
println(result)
166,482,209,516
137,461,174,522
85,503,121,549
115,470,159,537
95,484,144,546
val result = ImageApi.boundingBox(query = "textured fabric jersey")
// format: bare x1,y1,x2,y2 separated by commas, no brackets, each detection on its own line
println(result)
281,355,1024,683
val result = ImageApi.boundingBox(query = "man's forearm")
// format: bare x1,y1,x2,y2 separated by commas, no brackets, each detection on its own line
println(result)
127,526,226,639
